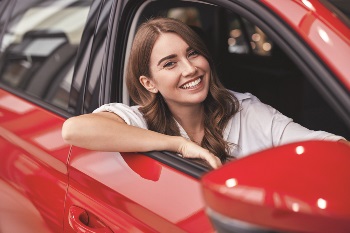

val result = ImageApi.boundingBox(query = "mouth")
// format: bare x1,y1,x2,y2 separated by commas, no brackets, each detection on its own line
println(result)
179,77,203,89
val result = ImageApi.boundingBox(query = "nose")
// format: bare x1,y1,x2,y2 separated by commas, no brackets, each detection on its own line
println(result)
181,60,197,77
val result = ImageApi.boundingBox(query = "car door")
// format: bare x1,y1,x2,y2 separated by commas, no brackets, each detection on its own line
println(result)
0,0,95,232
65,151,213,232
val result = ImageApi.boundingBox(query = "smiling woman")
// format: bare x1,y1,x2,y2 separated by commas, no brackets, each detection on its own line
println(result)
125,18,238,165
61,17,347,169
62,17,234,169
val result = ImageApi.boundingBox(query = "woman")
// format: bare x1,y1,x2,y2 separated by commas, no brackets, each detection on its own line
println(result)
62,17,347,169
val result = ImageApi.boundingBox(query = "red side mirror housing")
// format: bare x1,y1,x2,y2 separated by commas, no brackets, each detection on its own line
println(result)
201,141,350,233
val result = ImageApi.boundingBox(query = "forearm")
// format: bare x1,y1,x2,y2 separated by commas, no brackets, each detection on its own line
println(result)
62,113,184,152
62,112,221,168
90,124,185,152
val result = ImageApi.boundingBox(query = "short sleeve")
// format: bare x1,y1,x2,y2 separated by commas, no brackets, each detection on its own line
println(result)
93,103,148,129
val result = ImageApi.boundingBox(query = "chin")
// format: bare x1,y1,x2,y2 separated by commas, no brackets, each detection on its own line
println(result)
189,91,209,104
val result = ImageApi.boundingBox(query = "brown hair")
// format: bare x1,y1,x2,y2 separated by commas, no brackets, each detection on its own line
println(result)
126,17,239,163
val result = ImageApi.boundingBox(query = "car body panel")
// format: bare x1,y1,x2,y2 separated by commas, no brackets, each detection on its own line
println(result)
64,150,214,232
0,89,69,232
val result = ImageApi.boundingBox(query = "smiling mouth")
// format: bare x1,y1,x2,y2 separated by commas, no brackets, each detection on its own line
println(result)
180,77,202,89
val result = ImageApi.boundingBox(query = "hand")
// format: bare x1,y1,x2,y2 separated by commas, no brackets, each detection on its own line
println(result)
177,139,222,169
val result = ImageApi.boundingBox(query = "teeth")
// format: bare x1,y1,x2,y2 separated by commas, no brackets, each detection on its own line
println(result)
181,78,201,89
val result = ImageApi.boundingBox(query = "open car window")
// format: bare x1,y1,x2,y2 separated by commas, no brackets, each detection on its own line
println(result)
121,0,350,170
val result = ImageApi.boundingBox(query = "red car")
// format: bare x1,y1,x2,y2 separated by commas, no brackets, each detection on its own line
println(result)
0,0,349,232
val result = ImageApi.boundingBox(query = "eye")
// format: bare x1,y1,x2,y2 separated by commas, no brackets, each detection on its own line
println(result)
188,50,199,58
163,61,176,69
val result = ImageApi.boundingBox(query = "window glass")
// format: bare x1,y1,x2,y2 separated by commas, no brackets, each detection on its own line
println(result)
0,0,92,111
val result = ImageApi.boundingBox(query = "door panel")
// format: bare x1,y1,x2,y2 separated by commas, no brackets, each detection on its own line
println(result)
0,90,70,232
64,150,214,232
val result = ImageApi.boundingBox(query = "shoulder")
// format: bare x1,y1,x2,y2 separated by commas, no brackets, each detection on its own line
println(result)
229,91,268,112
228,90,252,102
228,90,262,107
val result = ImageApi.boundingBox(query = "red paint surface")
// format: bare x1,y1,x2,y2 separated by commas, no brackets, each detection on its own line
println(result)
0,90,70,232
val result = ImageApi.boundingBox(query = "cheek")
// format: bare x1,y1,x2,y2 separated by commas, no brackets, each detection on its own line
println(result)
197,57,210,70
204,60,211,70
154,70,181,85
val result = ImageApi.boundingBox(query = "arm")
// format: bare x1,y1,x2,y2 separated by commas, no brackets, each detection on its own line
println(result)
62,112,221,168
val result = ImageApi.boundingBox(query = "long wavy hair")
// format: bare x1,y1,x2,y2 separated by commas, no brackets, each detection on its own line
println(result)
126,17,239,163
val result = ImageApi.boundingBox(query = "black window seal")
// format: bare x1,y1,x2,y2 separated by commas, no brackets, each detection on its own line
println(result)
145,151,209,179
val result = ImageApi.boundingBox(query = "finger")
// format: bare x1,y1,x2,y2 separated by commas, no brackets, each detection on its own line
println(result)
211,157,222,169
202,152,222,169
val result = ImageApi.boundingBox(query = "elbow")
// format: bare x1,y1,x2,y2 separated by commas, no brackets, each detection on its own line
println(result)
61,118,77,144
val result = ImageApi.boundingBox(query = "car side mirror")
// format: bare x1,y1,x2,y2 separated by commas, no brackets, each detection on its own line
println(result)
201,141,350,233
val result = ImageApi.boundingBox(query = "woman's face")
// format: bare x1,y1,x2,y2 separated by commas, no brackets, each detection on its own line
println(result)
141,32,211,110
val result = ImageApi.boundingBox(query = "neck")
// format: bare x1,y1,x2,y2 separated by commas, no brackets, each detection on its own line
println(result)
169,104,205,143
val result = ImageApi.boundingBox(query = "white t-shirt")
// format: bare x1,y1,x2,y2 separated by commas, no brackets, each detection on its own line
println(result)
93,92,344,158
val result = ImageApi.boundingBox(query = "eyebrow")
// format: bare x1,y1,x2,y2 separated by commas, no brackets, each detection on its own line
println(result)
157,47,193,66
157,54,177,66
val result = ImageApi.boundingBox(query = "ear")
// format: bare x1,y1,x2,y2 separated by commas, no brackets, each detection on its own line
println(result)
139,75,158,93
